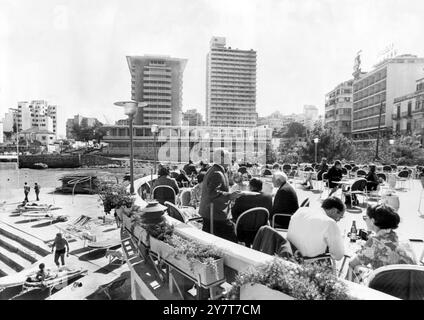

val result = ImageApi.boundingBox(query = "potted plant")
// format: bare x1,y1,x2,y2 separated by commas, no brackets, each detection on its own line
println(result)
96,181,135,215
227,258,352,300
150,234,225,286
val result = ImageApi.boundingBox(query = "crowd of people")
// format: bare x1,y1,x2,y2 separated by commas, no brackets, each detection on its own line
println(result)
150,150,420,285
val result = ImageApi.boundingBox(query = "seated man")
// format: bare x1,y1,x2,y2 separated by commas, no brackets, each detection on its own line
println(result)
271,171,299,229
175,169,190,188
36,263,48,282
287,197,345,261
231,178,273,223
152,166,180,196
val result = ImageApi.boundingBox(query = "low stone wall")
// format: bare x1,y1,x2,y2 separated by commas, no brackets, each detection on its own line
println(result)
19,154,80,168
80,154,123,167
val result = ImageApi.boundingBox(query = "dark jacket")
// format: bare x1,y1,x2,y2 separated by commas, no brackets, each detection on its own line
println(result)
231,191,273,223
152,175,179,195
183,163,197,176
327,166,343,188
199,164,232,222
366,171,380,191
252,225,292,258
271,181,299,224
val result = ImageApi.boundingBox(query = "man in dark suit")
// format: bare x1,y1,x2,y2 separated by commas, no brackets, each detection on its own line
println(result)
271,171,299,229
231,178,273,223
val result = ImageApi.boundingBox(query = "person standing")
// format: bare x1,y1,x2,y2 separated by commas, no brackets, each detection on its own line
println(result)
24,182,30,202
34,182,40,201
51,233,70,268
199,149,241,242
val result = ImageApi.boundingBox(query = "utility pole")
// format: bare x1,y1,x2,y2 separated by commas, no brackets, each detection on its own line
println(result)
375,101,384,161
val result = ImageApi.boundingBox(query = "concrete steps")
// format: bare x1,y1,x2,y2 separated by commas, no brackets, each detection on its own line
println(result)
0,260,16,277
0,236,42,264
0,222,50,277
0,246,32,272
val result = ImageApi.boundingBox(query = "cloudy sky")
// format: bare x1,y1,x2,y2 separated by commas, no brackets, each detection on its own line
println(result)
1,0,424,136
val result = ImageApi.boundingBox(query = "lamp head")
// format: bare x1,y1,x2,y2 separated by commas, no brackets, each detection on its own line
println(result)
114,101,147,117
313,138,319,144
151,124,159,133
389,139,394,145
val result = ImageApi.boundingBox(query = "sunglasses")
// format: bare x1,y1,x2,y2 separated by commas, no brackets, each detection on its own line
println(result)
363,215,369,221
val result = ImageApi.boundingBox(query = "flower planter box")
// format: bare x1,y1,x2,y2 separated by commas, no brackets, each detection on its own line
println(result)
133,224,150,247
240,283,294,300
149,237,224,286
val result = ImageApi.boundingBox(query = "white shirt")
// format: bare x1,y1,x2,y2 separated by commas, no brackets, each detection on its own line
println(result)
287,207,345,260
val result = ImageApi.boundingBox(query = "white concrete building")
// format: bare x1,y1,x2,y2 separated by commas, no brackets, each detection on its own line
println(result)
206,37,257,127
352,54,424,141
16,100,58,135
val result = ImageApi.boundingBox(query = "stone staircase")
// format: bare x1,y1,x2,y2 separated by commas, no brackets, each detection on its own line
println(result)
0,224,50,277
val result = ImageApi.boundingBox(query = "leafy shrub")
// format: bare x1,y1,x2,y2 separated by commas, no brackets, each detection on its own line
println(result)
227,257,351,300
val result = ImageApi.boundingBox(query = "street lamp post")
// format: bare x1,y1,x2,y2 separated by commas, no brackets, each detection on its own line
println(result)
114,101,147,194
375,101,384,161
389,138,395,162
313,137,319,163
151,124,159,174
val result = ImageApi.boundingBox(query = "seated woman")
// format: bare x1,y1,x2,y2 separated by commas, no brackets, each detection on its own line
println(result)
348,204,416,283
36,263,47,282
366,165,381,191
230,172,248,193
175,169,190,188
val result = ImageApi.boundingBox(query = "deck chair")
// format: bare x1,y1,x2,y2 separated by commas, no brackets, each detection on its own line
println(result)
367,264,424,300
152,185,176,205
235,207,269,247
383,165,392,173
271,213,292,232
97,277,127,300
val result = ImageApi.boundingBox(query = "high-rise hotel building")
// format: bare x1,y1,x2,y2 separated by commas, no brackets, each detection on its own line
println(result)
352,54,424,141
127,55,187,126
206,37,257,127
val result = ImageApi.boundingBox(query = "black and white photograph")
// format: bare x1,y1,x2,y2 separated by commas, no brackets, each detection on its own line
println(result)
1,0,424,307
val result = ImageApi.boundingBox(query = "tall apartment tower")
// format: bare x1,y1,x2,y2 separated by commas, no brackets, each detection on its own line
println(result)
206,37,257,127
352,54,424,141
325,79,353,137
127,55,187,126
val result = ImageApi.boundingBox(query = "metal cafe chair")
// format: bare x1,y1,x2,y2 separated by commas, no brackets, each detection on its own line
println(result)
367,264,424,300
235,207,269,247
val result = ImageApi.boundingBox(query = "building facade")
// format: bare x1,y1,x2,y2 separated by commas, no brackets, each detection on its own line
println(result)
16,100,57,135
66,114,99,139
127,55,187,127
102,125,272,164
303,105,319,130
182,109,204,126
2,108,18,132
392,77,424,137
352,54,424,142
19,128,56,146
257,111,285,130
206,37,257,127
325,79,353,137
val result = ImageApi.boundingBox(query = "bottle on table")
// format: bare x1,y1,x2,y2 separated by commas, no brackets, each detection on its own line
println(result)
349,221,358,242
